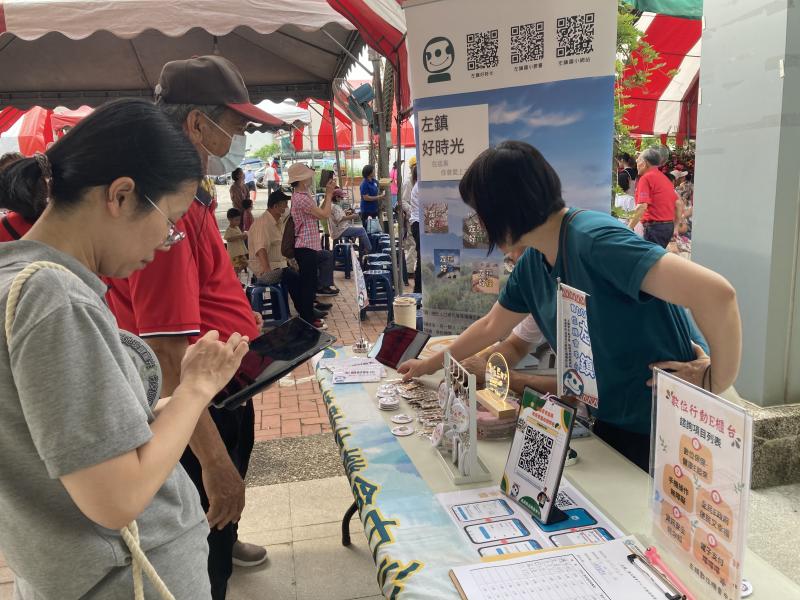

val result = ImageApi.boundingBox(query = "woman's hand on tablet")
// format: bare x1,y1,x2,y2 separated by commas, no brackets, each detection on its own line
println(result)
180,331,250,400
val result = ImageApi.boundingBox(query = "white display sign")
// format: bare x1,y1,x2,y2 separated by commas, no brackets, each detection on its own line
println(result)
556,282,598,408
417,104,489,181
352,246,368,309
406,0,616,100
652,370,753,600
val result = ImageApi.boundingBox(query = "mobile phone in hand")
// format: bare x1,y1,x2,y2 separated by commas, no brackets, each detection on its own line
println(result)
319,169,335,188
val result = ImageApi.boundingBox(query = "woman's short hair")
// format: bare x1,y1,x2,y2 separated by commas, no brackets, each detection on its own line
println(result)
459,141,564,251
232,167,243,180
362,164,374,179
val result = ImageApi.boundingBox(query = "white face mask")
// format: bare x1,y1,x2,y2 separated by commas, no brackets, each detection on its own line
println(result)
200,114,247,176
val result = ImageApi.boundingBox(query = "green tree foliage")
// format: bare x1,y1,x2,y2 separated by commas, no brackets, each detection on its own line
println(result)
252,143,280,162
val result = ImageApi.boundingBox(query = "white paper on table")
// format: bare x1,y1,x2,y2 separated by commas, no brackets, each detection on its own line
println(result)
437,480,623,557
450,536,666,600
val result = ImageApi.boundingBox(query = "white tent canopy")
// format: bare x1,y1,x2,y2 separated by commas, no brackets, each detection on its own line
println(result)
256,100,312,127
0,0,362,110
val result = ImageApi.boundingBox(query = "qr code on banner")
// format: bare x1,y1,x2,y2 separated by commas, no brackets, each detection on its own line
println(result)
511,22,544,64
517,425,554,483
556,13,595,58
467,29,499,71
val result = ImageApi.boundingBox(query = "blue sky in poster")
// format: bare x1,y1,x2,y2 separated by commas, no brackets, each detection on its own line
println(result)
414,76,614,213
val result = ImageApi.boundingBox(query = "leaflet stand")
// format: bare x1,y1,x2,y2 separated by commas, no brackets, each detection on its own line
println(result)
435,353,492,485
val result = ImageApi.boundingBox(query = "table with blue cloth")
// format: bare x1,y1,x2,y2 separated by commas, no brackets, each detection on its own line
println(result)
312,343,800,600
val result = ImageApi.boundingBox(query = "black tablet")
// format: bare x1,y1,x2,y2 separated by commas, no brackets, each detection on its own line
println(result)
212,318,336,410
368,323,431,370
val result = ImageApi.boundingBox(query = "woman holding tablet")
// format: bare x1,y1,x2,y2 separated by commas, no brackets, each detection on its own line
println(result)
0,99,248,599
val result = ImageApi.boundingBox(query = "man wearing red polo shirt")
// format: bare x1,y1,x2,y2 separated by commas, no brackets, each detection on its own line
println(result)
106,56,283,600
629,147,681,248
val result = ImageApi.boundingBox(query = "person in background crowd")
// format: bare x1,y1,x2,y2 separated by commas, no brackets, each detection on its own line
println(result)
614,171,635,212
328,187,371,257
617,153,637,194
248,190,328,320
229,167,247,213
224,208,248,273
241,198,254,233
400,141,741,473
264,160,278,194
289,162,335,329
676,172,694,237
105,56,275,600
389,160,399,210
0,98,250,600
408,158,422,294
0,152,39,241
628,147,682,248
359,164,384,230
243,166,256,201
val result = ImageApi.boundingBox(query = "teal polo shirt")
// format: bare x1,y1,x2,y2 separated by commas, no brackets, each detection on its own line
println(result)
499,209,707,435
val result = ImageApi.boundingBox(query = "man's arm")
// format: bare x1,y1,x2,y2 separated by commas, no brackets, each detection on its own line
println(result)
146,335,245,529
628,203,647,231
256,248,271,275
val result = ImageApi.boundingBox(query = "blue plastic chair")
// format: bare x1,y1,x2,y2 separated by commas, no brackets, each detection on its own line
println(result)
333,242,353,279
360,270,394,322
247,284,290,329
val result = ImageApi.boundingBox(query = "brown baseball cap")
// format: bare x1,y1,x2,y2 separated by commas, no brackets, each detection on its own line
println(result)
155,55,284,127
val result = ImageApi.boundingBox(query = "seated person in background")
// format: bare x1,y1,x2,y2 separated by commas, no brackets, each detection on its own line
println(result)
249,190,328,320
224,208,248,273
328,187,372,256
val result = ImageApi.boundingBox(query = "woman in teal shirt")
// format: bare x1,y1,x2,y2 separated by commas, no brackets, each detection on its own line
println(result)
400,141,741,471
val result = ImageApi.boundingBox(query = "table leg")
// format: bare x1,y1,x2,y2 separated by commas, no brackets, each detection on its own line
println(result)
341,500,359,546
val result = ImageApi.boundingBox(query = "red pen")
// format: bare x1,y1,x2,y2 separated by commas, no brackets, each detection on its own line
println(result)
645,546,696,600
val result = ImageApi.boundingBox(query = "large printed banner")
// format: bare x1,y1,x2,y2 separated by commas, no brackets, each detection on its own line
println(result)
405,0,617,336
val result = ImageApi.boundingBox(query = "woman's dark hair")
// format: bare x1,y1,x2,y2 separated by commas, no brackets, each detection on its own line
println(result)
411,164,418,185
459,141,564,251
666,172,676,183
617,171,631,191
232,167,243,181
618,153,635,167
362,164,374,179
227,208,241,219
0,98,201,222
242,199,253,210
0,152,24,172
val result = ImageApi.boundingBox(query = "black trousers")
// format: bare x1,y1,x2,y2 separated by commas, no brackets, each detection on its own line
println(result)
180,402,255,600
592,420,650,473
411,221,422,294
294,247,319,322
643,221,673,248
361,213,378,230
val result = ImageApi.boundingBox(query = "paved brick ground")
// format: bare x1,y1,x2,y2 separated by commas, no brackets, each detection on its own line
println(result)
252,269,412,442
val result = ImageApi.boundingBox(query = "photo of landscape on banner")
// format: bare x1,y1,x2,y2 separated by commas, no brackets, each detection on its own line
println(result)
405,0,617,336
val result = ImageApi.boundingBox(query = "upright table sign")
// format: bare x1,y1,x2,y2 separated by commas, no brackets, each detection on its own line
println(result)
501,388,575,524
403,0,617,337
652,369,753,600
556,282,599,408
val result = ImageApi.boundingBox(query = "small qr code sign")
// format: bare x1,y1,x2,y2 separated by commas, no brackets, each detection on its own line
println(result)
466,29,499,71
510,22,544,64
502,391,575,522
556,12,595,58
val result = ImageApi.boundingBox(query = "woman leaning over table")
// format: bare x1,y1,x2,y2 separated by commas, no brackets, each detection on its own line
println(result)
0,98,249,599
400,141,741,472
